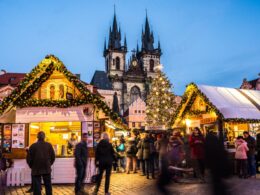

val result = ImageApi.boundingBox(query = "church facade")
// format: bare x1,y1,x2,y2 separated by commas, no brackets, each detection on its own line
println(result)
91,12,161,114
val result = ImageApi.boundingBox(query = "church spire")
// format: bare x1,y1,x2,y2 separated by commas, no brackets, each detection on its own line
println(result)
124,35,127,51
141,10,154,52
103,37,107,56
108,6,122,50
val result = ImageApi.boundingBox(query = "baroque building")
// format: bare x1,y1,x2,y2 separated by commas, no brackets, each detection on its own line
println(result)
240,73,260,90
91,11,161,114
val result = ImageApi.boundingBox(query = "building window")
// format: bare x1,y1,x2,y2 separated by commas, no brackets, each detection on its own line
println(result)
135,110,137,114
59,85,64,99
130,86,141,104
150,59,154,72
142,110,145,113
116,57,120,70
132,122,135,128
50,85,55,100
138,110,141,113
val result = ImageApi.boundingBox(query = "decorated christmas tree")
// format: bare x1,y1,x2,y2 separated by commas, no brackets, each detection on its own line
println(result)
146,66,177,129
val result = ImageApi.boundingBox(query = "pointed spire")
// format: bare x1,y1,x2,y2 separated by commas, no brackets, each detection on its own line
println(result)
112,5,118,34
158,40,161,50
124,35,127,49
145,9,151,36
103,37,107,53
136,41,139,53
141,10,155,52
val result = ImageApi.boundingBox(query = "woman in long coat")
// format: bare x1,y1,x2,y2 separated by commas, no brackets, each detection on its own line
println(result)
189,127,205,182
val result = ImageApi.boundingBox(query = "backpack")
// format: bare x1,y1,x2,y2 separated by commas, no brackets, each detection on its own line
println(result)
117,143,125,152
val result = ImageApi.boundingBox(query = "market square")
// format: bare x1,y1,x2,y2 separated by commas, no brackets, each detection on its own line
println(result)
0,1,260,195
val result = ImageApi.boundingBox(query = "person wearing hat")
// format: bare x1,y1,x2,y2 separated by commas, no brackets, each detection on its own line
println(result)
74,133,89,195
26,131,55,195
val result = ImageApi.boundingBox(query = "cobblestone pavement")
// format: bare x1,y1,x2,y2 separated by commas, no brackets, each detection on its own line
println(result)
2,173,260,195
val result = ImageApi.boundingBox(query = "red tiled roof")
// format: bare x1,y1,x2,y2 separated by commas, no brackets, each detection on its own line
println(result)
0,73,26,87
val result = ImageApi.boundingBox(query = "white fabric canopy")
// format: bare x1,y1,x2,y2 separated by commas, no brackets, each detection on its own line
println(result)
197,85,260,120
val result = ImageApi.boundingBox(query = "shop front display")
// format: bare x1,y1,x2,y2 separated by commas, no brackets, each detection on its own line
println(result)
0,55,126,184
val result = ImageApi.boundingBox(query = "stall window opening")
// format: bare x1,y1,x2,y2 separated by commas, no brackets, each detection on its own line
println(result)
29,121,81,157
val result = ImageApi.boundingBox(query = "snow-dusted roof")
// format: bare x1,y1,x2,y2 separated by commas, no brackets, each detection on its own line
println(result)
198,85,260,120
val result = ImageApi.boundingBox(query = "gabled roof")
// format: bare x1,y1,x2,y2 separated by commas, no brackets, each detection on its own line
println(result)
0,55,121,123
91,70,113,90
174,83,260,123
0,73,26,87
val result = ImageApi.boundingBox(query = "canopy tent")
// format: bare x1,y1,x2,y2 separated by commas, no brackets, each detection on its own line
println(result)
198,85,260,120
174,83,260,124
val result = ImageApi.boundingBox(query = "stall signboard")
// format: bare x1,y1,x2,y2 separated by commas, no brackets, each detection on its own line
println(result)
11,124,25,149
93,122,101,147
3,124,12,153
82,121,94,147
145,125,166,131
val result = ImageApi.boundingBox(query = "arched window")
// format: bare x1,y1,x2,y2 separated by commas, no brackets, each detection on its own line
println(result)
59,84,64,99
50,85,55,100
150,59,154,72
130,86,141,103
116,57,120,70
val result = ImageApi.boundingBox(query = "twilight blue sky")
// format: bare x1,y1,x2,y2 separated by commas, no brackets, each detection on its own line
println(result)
0,0,260,95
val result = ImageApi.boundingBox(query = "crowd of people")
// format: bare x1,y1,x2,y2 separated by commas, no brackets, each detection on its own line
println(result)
0,127,257,195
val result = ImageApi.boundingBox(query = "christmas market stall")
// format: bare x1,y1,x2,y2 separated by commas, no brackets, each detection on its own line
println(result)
173,83,260,146
0,55,125,185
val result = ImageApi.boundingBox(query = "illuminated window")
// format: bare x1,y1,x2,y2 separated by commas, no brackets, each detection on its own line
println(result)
29,122,81,157
50,85,55,100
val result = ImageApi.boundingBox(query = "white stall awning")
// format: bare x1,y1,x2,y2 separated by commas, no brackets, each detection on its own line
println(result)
198,85,260,120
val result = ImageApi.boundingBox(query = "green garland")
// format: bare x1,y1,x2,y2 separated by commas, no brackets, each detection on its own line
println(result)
0,54,125,125
173,83,260,124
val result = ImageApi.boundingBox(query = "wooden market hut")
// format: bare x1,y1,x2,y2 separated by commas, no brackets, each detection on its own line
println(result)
174,83,260,145
0,54,126,185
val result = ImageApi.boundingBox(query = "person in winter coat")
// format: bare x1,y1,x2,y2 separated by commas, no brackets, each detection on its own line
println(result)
243,131,256,178
155,133,169,171
93,133,115,195
167,131,184,166
125,137,138,174
136,134,145,175
117,139,126,172
142,133,153,179
235,136,249,178
26,131,55,195
74,133,88,195
189,127,205,182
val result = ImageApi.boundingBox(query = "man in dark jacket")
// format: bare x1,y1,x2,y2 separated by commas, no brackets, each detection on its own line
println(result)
243,131,256,178
94,132,115,195
74,133,88,195
26,131,55,195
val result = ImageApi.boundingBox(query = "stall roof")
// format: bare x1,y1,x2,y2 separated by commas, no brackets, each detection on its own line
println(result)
174,83,260,123
198,85,260,120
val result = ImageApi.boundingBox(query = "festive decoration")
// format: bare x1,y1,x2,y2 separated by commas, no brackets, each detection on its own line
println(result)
145,70,177,128
0,55,126,126
173,83,260,124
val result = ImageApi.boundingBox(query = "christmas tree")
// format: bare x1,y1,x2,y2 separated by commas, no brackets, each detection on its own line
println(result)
146,67,177,129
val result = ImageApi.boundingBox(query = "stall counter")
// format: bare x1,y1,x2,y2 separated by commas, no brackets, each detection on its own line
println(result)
9,157,96,184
